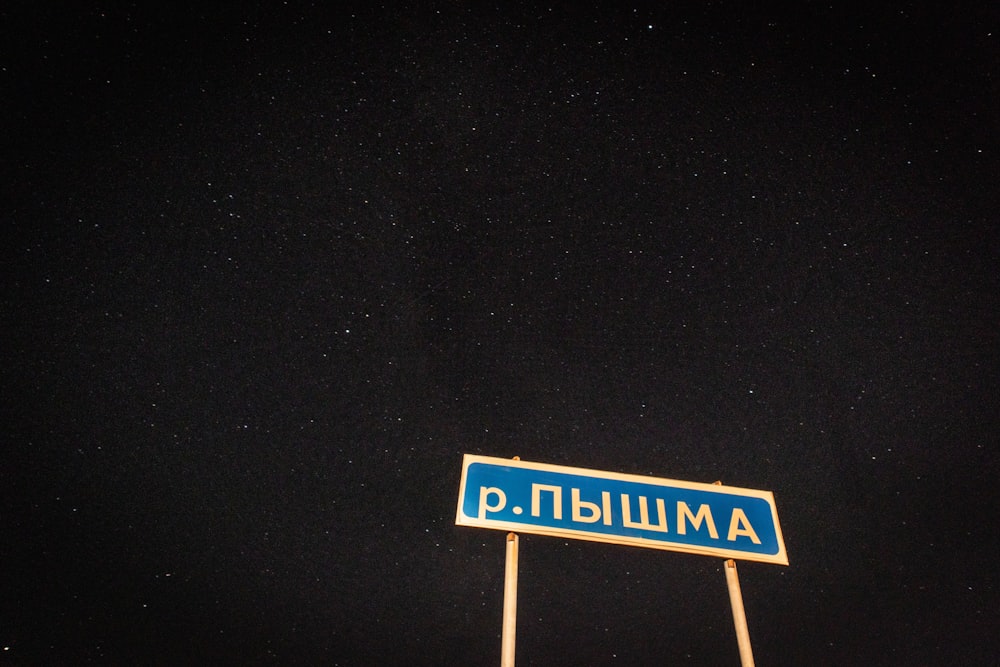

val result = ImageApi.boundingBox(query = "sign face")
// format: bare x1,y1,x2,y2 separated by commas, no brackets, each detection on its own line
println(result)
456,455,788,565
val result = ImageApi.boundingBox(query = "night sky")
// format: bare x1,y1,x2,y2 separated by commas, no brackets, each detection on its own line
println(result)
4,3,999,665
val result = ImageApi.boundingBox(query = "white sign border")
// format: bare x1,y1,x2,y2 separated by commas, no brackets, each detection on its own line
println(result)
456,454,789,565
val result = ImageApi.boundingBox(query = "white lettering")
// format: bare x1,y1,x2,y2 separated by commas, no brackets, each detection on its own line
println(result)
727,508,761,544
571,488,612,525
620,494,668,532
478,486,506,520
676,502,719,539
531,484,563,520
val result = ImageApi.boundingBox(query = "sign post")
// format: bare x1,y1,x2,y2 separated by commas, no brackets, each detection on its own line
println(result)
725,558,754,667
501,531,518,667
501,456,520,667
456,454,788,664
714,479,755,666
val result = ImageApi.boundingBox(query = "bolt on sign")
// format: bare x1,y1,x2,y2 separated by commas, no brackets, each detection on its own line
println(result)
456,454,788,565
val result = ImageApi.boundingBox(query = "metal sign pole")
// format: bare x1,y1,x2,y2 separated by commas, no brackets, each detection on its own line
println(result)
500,455,521,667
501,531,519,667
724,558,755,667
710,479,755,666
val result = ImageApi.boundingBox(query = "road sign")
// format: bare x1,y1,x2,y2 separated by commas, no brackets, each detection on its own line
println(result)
456,454,788,565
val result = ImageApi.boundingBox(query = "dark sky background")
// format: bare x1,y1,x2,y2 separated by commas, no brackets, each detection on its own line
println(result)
3,2,999,665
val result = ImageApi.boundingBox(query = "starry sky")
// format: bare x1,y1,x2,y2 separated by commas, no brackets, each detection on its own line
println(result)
3,3,999,665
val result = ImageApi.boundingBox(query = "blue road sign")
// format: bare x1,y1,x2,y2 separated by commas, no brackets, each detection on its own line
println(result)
456,455,788,565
